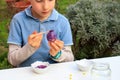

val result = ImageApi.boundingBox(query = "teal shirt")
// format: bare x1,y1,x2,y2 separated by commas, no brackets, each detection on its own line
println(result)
7,6,73,67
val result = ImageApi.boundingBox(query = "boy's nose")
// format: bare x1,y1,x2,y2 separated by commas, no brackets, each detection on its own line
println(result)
43,1,49,10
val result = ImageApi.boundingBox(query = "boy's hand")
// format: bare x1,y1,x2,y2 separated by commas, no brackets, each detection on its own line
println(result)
28,31,43,48
48,39,64,56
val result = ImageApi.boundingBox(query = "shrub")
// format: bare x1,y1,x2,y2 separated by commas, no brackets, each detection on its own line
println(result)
66,0,120,59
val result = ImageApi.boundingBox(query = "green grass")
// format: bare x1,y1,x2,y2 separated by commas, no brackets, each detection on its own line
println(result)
0,20,9,47
57,0,79,14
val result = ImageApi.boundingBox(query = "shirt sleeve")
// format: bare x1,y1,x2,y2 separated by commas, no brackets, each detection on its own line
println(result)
52,46,74,62
7,17,23,46
8,43,37,66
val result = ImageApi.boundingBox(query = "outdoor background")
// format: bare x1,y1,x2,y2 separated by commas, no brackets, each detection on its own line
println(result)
0,0,120,69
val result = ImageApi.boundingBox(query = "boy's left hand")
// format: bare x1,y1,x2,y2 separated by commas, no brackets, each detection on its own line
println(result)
48,39,64,56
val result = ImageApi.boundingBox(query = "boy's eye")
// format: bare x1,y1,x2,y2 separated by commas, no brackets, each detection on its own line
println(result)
35,0,54,2
35,0,42,2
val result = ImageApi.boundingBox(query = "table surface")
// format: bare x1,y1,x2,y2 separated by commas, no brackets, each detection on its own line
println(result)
0,56,120,80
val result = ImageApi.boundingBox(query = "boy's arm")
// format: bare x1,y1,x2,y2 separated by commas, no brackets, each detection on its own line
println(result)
8,43,37,66
52,46,74,62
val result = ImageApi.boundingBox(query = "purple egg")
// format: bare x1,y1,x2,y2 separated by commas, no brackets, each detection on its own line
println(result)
47,30,56,42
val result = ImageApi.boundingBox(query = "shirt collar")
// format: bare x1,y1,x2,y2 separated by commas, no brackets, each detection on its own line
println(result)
25,6,58,21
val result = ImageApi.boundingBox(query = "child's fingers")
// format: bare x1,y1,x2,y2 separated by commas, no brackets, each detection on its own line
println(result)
54,40,64,49
32,31,37,34
50,42,60,51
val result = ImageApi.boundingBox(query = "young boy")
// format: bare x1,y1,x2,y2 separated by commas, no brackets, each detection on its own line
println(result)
7,0,74,67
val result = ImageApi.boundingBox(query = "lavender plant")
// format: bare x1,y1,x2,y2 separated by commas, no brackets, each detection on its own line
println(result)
66,0,120,59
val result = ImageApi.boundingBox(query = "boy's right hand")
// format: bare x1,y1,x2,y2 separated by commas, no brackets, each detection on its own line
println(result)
28,31,43,48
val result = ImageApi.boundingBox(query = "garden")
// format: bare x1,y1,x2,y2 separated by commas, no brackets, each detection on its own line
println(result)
0,0,120,69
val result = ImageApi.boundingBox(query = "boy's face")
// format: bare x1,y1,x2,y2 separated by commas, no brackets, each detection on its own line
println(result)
29,0,56,20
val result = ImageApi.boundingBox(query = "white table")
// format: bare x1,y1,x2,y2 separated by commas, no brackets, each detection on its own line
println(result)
0,56,120,80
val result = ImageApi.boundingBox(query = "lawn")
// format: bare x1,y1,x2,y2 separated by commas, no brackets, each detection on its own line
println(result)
0,0,79,69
